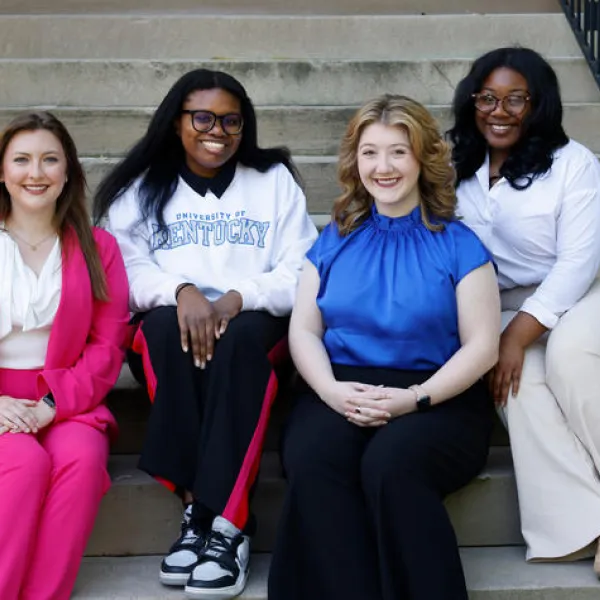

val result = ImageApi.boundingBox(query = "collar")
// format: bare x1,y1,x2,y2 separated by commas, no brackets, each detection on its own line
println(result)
179,159,237,199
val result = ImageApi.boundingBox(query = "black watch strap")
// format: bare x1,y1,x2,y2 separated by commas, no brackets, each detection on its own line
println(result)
41,392,56,410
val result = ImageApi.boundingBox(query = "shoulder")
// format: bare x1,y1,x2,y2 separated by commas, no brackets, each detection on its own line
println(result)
91,227,122,262
437,218,490,256
236,162,298,187
552,139,600,174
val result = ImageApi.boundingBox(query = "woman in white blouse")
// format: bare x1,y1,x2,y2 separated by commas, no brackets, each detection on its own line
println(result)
0,112,129,600
449,46,600,571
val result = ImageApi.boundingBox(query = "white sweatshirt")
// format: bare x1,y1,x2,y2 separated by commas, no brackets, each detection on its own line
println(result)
107,163,318,316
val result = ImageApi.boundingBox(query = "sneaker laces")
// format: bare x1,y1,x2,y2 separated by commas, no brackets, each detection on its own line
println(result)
199,530,240,573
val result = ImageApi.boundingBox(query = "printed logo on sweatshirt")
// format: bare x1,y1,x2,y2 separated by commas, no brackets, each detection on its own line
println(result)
150,212,271,250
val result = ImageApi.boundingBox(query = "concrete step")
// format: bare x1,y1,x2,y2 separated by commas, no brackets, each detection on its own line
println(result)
73,548,600,599
0,14,578,60
86,447,521,556
0,58,597,107
2,103,599,157
83,155,338,215
0,0,562,16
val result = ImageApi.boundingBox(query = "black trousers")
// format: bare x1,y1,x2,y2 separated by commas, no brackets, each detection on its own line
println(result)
131,307,288,533
268,365,494,600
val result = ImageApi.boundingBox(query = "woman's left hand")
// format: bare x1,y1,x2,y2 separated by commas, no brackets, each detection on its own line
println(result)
31,401,56,431
490,331,526,406
345,386,416,426
212,290,243,338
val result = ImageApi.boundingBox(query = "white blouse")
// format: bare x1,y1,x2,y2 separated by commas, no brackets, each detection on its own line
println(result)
0,231,62,369
457,140,600,329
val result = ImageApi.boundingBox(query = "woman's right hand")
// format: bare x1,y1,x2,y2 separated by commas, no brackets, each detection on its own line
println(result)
0,396,39,434
320,381,391,427
176,285,219,369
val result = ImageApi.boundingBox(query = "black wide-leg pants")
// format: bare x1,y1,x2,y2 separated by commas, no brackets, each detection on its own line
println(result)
268,365,494,600
132,307,288,532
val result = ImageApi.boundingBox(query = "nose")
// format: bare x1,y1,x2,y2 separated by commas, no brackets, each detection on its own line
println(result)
27,160,44,180
374,153,392,173
489,99,510,118
209,118,226,137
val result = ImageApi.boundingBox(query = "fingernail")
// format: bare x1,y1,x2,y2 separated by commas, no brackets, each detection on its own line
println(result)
206,355,212,361
183,345,188,353
194,359,201,368
200,362,206,370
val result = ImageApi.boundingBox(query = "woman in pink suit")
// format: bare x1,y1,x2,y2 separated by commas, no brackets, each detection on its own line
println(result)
0,111,130,600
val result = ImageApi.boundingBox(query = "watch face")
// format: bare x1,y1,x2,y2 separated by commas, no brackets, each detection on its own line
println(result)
417,396,431,411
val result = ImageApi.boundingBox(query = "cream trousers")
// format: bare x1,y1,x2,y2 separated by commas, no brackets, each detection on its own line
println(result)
499,279,600,560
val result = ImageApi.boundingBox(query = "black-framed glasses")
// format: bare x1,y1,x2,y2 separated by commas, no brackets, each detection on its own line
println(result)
181,110,244,135
472,93,531,116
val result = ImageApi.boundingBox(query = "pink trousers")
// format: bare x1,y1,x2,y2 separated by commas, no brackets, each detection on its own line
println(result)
0,370,111,600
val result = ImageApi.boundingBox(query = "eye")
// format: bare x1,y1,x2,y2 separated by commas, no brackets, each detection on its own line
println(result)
44,156,59,163
506,95,527,108
193,112,214,126
392,148,407,156
360,149,376,157
222,114,242,128
13,156,27,164
480,94,497,106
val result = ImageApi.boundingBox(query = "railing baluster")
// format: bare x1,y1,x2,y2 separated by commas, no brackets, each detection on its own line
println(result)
560,0,600,89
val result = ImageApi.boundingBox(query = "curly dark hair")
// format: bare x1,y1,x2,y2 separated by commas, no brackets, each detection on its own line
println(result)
448,47,568,190
93,68,300,229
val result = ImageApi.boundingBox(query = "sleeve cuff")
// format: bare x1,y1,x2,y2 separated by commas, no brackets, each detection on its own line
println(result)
520,297,560,329
235,280,260,312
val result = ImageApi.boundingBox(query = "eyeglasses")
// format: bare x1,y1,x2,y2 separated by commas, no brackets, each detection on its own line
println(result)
472,93,531,116
181,110,244,135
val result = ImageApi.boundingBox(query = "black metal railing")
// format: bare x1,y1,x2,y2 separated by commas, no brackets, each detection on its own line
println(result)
560,0,600,88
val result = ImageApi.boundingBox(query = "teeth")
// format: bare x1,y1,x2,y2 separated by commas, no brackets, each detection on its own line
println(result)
24,185,48,191
374,178,400,185
490,125,511,132
202,141,225,150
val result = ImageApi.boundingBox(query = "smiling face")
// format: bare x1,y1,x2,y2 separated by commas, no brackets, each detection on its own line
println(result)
1,128,67,218
475,67,531,155
357,122,421,217
176,87,243,178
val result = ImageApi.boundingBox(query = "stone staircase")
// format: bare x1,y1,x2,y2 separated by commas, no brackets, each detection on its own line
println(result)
2,1,600,597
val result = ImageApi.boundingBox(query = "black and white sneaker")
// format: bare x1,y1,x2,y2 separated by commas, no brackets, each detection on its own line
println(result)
184,516,250,599
160,505,206,586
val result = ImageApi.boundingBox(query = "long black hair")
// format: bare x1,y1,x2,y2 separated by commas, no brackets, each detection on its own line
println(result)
93,68,300,228
448,47,568,189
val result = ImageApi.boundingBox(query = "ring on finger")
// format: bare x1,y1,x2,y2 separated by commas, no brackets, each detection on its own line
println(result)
355,407,362,414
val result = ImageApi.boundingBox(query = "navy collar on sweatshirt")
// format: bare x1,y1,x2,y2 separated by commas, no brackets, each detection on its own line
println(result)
180,159,237,199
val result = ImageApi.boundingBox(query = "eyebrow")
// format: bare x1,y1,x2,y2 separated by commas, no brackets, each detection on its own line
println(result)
11,150,61,156
480,87,528,94
359,142,411,149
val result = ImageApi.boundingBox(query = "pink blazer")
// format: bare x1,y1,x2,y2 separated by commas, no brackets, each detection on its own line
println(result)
32,226,130,435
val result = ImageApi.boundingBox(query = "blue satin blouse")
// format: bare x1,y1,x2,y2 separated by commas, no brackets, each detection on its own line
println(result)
307,205,492,370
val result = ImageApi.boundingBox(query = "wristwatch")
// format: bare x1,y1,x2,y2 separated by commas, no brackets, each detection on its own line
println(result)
41,392,56,410
409,385,431,412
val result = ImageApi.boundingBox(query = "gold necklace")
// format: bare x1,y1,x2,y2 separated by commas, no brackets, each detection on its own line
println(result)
7,228,57,251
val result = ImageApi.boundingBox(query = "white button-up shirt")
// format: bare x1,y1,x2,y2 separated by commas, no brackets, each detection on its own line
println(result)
0,232,62,369
457,140,600,329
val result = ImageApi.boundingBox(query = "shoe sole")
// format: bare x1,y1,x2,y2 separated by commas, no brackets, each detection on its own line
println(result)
184,568,249,599
160,570,192,586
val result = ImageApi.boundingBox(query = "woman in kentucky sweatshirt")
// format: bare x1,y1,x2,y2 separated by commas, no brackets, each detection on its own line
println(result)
94,68,317,600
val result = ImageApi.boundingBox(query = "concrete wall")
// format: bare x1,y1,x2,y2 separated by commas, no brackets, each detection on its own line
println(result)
1,0,561,15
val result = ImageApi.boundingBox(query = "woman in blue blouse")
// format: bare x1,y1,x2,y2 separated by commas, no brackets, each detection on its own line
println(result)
268,95,500,600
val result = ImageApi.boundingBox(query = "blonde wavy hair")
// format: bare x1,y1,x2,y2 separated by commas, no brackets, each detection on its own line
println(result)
334,94,456,235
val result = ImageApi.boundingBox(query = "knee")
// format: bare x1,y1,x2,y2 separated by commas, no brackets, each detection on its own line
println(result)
140,306,180,344
360,439,419,497
52,442,110,496
0,437,52,490
217,313,268,354
283,426,355,486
